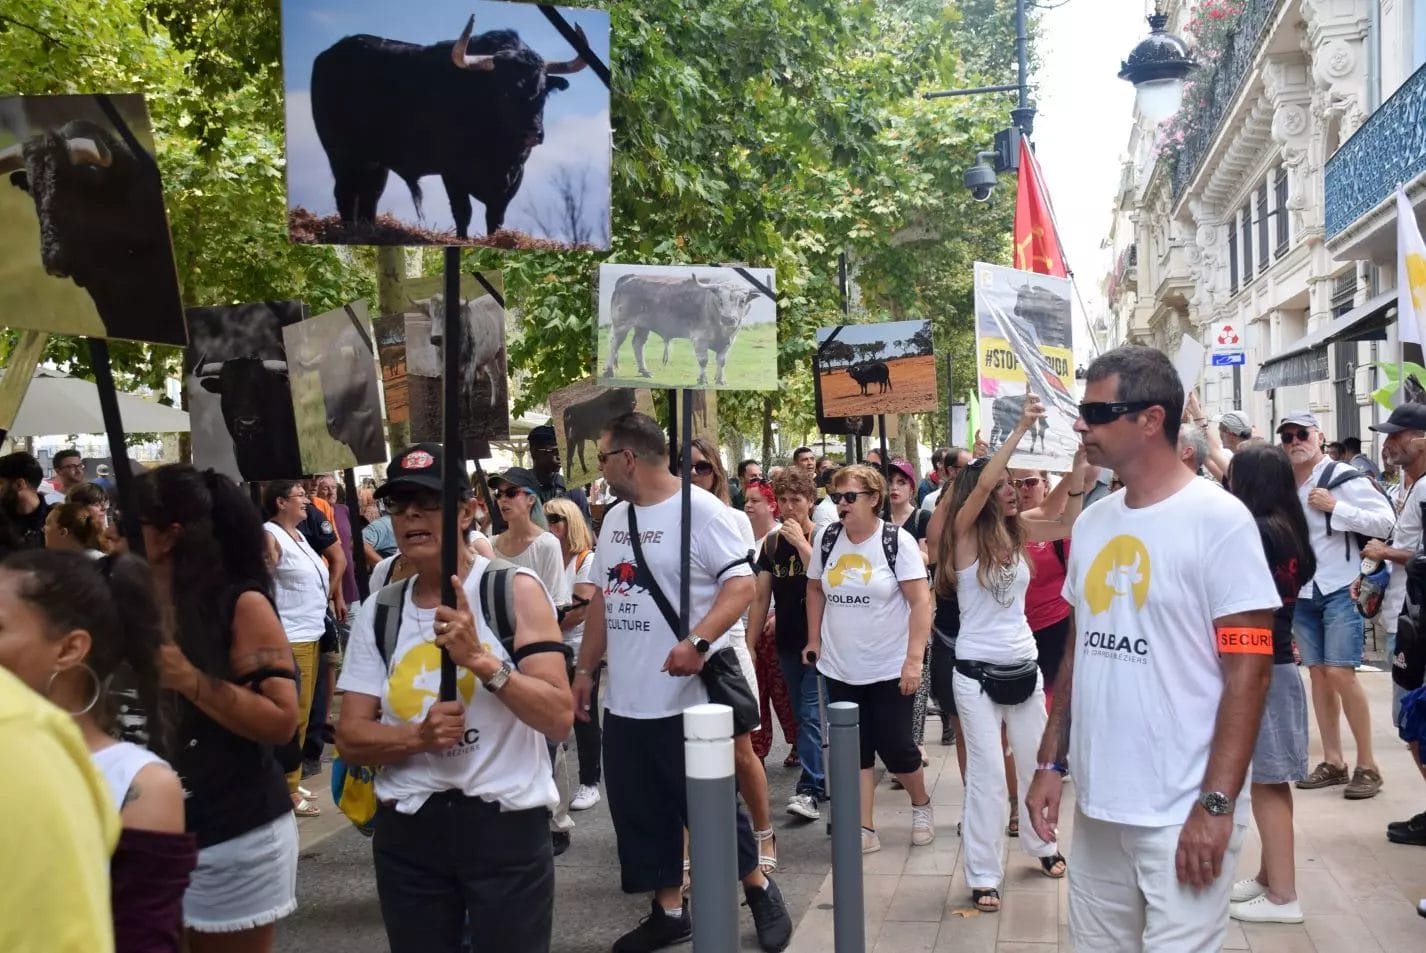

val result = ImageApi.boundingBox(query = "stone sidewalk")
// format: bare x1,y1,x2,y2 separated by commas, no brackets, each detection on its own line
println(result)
786,671,1425,953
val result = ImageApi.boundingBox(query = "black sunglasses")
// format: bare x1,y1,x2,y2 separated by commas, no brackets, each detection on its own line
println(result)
1278,429,1312,444
597,447,631,464
828,490,871,504
688,460,715,476
496,485,527,499
546,513,566,524
386,490,443,513
1078,400,1155,426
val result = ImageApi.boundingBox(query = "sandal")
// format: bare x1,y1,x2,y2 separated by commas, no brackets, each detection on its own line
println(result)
1007,798,1019,837
293,797,321,818
783,750,800,768
1039,853,1067,879
972,888,1001,913
755,828,778,873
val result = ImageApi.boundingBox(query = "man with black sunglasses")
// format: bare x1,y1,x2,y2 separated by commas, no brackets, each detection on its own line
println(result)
1027,345,1281,952
528,425,593,526
1277,411,1395,800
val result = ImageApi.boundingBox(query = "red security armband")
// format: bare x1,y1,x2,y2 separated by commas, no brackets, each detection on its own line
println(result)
1216,627,1273,655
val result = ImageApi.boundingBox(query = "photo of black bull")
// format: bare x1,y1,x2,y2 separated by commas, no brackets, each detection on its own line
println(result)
0,106,184,345
292,321,388,465
562,388,637,473
193,355,302,482
601,272,763,386
990,393,1048,454
310,14,589,239
847,360,892,396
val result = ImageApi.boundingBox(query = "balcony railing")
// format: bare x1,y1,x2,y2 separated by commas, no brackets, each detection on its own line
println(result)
1171,0,1280,200
1325,62,1426,240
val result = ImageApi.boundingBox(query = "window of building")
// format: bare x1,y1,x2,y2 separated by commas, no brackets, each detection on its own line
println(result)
1256,183,1269,274
1331,273,1356,317
1240,203,1253,283
1274,167,1289,255
1228,219,1239,294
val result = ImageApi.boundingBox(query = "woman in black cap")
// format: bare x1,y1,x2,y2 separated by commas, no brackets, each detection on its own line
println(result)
336,444,572,953
489,467,569,603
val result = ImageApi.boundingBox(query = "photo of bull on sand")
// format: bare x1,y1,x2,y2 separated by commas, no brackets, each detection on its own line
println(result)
186,302,308,484
284,300,389,473
0,93,186,346
596,264,777,390
282,0,611,248
814,319,937,417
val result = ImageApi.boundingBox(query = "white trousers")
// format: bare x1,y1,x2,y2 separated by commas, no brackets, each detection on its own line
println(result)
1068,808,1245,953
952,669,1058,889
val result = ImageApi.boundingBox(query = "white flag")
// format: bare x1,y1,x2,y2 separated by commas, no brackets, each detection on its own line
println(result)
1397,188,1426,403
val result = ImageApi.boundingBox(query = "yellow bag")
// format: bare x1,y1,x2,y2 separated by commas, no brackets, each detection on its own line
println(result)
329,753,379,836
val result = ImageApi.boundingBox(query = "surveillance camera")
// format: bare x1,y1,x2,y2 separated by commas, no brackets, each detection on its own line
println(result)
964,161,997,203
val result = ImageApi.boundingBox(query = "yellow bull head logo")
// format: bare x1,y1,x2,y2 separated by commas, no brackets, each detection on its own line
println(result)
826,553,874,588
1084,535,1151,616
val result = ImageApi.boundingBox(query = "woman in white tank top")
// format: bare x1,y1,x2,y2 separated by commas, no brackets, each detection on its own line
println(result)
937,395,1087,913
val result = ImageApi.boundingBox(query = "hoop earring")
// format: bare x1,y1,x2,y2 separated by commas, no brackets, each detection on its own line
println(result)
44,663,103,717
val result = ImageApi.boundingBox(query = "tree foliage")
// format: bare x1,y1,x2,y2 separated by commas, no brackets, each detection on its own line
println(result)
0,0,1033,454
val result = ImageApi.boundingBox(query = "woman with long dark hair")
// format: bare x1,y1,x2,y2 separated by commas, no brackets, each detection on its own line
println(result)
744,477,799,768
135,465,300,953
0,549,195,953
1226,443,1315,924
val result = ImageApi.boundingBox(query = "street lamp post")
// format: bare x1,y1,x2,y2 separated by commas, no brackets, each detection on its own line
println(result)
1117,8,1198,123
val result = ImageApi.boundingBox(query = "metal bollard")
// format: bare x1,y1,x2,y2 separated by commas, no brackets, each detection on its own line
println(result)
828,701,866,953
684,703,738,953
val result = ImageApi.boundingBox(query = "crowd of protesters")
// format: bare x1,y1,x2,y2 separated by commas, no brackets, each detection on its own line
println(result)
3,343,1426,953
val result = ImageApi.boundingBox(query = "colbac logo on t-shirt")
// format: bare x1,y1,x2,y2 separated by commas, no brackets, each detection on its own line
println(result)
387,642,476,722
1084,535,1151,615
826,553,874,588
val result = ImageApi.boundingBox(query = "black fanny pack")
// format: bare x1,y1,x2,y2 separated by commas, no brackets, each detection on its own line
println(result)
955,659,1039,706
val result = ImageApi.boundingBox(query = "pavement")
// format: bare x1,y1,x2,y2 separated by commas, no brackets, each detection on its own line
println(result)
280,671,1424,952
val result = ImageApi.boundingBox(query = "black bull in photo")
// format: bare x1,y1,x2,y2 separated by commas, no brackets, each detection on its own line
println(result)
601,273,763,386
0,117,182,344
292,323,387,464
310,14,589,238
193,355,302,481
562,388,636,473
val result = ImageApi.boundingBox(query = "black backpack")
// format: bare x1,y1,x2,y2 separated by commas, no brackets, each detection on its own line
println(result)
818,520,900,571
1316,462,1392,563
371,568,519,667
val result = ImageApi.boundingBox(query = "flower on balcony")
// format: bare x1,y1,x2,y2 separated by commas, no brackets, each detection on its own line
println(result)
1153,1,1247,174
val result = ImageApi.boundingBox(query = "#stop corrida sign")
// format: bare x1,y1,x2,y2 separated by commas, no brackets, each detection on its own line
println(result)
973,262,1079,472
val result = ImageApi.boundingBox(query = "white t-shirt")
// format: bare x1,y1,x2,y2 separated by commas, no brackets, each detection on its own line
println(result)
492,532,570,605
920,487,942,513
563,551,595,652
1061,478,1280,828
1296,458,1396,596
812,495,839,528
593,486,754,720
368,555,398,595
1385,476,1426,628
808,521,925,684
337,560,559,814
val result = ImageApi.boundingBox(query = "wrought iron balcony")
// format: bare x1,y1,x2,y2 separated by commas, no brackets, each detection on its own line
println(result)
1170,0,1280,200
1325,62,1426,240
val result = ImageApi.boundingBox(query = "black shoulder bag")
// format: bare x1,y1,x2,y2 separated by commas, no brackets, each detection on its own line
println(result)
626,506,760,735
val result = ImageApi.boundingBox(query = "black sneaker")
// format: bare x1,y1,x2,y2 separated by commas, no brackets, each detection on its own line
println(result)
552,831,571,856
612,899,691,952
1387,811,1426,846
745,876,793,952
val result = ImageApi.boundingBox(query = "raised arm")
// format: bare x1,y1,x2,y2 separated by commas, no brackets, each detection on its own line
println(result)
953,395,1045,539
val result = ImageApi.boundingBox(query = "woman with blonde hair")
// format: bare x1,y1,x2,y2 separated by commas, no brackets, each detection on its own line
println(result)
45,501,109,555
545,496,603,812
805,463,933,853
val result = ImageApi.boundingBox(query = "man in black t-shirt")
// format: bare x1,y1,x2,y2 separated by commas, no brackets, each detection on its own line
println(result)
748,467,823,821
0,452,52,550
528,425,592,525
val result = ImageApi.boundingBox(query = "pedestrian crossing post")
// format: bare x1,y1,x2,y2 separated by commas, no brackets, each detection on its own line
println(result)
828,701,866,953
684,702,738,952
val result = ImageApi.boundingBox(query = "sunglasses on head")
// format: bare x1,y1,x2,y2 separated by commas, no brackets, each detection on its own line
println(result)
386,489,443,513
1078,400,1156,426
828,490,871,504
1278,428,1312,444
1011,477,1041,489
496,485,528,500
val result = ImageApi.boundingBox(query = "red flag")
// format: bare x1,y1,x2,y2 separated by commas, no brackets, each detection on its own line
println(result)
1014,138,1068,277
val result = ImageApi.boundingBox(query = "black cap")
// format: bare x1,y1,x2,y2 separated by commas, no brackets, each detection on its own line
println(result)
528,424,558,448
489,467,542,495
1369,403,1426,434
375,443,464,499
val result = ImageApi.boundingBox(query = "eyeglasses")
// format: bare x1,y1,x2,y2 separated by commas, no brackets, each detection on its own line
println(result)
57,463,84,472
385,490,443,513
828,490,871,504
1078,400,1156,426
285,492,308,502
1011,477,1041,489
689,460,715,476
496,486,527,499
1278,429,1312,445
546,513,566,524
530,446,558,457
597,447,631,464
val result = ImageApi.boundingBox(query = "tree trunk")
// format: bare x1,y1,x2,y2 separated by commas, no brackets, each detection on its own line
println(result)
378,247,410,462
901,414,919,468
762,396,774,463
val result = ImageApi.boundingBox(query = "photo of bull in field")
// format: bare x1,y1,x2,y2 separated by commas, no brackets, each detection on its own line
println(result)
548,377,655,489
0,94,186,346
814,319,937,418
596,264,777,391
285,301,389,473
186,302,308,484
282,0,611,248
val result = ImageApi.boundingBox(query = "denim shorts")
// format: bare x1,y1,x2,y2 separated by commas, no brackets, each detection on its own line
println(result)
1251,663,1308,784
1292,583,1363,668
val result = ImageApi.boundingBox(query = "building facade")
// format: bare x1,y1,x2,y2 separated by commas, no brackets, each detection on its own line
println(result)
1104,0,1426,451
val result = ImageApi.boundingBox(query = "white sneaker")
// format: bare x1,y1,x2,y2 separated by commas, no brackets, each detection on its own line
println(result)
570,784,601,811
786,793,820,820
1230,877,1267,903
861,827,881,854
911,802,935,846
1230,894,1304,924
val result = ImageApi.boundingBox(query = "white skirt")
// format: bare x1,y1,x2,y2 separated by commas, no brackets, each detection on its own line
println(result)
183,812,299,933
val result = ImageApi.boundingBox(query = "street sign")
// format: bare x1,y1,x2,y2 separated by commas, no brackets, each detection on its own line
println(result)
1211,352,1246,366
1211,320,1245,368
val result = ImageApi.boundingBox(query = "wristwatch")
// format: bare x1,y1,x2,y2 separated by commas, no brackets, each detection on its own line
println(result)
1198,790,1234,816
482,660,514,693
685,635,712,654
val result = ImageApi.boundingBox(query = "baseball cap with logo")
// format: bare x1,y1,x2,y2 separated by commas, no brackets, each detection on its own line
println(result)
1276,411,1320,432
1369,403,1426,434
1216,410,1252,438
375,443,470,499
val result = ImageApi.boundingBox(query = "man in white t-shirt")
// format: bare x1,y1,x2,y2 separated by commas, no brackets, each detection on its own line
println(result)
920,447,970,513
1027,346,1280,951
573,413,792,953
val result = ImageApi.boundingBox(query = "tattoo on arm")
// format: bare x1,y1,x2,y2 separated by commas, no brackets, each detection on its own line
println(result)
121,782,141,808
232,646,294,676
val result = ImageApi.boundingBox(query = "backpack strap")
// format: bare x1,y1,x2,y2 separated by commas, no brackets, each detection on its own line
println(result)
480,567,519,657
373,578,412,669
819,522,844,568
881,521,900,569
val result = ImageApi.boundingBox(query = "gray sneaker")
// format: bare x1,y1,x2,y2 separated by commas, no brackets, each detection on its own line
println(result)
1344,767,1383,800
1295,761,1349,790
786,793,820,820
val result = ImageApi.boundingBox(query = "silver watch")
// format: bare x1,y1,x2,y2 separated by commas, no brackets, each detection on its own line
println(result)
1198,790,1234,816
482,660,514,693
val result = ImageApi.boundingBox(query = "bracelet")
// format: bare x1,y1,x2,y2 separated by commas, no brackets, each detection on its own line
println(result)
1036,761,1067,775
1067,491,1085,498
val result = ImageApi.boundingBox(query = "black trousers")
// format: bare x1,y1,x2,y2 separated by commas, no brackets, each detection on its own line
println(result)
602,712,758,894
1032,615,1071,690
372,793,553,953
571,662,603,786
825,676,922,774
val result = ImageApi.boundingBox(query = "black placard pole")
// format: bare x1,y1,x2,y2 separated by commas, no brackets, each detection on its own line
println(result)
666,390,680,478
87,339,143,557
343,468,370,603
439,247,461,702
679,390,693,639
878,415,890,522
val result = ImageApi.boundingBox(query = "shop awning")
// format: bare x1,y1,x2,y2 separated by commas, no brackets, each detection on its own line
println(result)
1253,291,1397,391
